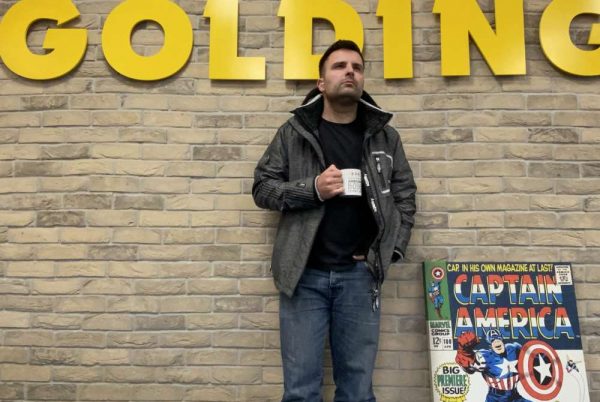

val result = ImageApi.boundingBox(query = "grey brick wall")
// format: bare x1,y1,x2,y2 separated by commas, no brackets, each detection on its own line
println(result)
0,0,598,401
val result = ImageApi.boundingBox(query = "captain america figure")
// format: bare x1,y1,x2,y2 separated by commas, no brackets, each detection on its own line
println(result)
428,281,445,319
455,329,532,402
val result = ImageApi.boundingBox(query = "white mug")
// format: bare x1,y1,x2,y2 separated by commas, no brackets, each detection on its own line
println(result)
340,169,362,197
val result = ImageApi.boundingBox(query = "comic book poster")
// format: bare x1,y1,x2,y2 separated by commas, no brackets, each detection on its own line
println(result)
423,261,589,402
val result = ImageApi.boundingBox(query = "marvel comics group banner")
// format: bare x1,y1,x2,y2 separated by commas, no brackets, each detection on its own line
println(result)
423,261,590,402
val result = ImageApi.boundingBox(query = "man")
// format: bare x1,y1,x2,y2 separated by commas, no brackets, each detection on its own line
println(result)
456,329,531,402
253,40,417,401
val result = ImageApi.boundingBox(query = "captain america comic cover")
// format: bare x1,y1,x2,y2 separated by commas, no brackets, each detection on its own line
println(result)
422,261,590,402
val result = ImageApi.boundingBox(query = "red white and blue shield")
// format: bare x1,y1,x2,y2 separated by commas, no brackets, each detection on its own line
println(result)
518,340,563,400
431,266,445,281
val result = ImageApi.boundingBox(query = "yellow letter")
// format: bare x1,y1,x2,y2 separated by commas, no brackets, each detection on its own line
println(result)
0,0,86,80
433,0,525,76
540,0,600,76
204,0,265,80
377,0,413,78
102,0,192,81
278,0,364,80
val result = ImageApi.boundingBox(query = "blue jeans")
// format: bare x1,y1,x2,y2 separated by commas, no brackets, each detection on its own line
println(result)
279,262,380,402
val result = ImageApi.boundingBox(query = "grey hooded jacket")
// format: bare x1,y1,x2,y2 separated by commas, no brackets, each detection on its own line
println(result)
252,91,417,298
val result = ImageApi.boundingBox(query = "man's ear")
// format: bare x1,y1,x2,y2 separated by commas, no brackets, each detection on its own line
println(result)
317,78,325,92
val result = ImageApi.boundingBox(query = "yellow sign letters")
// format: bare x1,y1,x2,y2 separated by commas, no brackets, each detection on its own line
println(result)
0,0,86,80
0,0,599,81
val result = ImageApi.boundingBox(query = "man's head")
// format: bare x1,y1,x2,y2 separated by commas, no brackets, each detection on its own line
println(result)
317,40,365,105
486,329,505,354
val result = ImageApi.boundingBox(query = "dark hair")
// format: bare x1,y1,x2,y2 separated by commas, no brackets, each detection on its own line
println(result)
318,40,364,77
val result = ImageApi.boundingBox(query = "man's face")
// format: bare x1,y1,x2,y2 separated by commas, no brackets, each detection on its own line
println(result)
317,49,364,104
491,338,505,354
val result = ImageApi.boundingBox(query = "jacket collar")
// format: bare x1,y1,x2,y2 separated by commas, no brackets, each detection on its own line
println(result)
291,90,393,138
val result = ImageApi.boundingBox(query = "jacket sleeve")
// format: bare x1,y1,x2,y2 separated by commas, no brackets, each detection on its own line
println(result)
252,126,322,212
389,127,417,260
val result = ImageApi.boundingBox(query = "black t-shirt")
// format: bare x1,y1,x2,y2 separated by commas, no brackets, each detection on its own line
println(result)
307,118,377,270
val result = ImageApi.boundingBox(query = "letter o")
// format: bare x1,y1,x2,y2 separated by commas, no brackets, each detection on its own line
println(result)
102,0,193,81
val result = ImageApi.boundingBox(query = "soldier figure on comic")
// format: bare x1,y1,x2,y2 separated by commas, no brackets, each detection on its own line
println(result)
455,329,532,402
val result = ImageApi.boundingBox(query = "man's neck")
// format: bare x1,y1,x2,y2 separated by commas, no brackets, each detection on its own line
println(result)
322,99,358,124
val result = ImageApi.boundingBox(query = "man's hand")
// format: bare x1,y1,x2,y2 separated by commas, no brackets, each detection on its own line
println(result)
316,164,344,200
455,331,478,369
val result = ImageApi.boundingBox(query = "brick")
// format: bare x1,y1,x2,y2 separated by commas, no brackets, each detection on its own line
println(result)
4,330,54,346
421,162,473,177
142,144,191,160
141,177,189,194
144,111,193,127
107,262,160,278
105,367,155,383
506,212,557,228
475,161,525,177
32,276,86,294
474,194,529,210
31,348,80,365
64,193,111,209
163,229,214,244
82,279,134,295
55,332,106,347
163,195,214,210
120,128,167,143
461,126,522,143
131,349,184,366
528,163,580,178
0,295,52,311
531,231,585,246
155,367,210,385
531,195,581,211
558,213,600,229
87,210,136,226
53,366,103,382
0,311,30,328
0,384,25,400
55,296,105,313
107,333,158,348
43,111,90,126
193,146,243,161
424,231,476,246
39,177,88,192
114,160,167,176
0,347,28,363
554,111,600,127
449,212,503,228
159,333,211,348
89,245,137,260
80,348,130,365
0,364,50,381
89,176,140,192
448,178,503,193
91,144,140,159
41,144,90,160
15,161,62,176
527,94,577,109
92,111,141,126
107,296,160,313
191,245,241,261
61,228,111,243
81,313,132,331
160,297,212,313
135,280,186,295
504,144,553,160
27,384,77,401
0,211,35,226
114,228,161,244
447,144,503,160
37,211,85,227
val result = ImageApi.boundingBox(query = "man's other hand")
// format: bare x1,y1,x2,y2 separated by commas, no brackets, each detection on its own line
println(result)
316,164,344,200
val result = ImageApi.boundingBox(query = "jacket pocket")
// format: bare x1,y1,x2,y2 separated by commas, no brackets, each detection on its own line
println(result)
371,151,393,195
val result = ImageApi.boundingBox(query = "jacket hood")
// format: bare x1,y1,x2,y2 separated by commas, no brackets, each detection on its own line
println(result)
292,87,393,136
